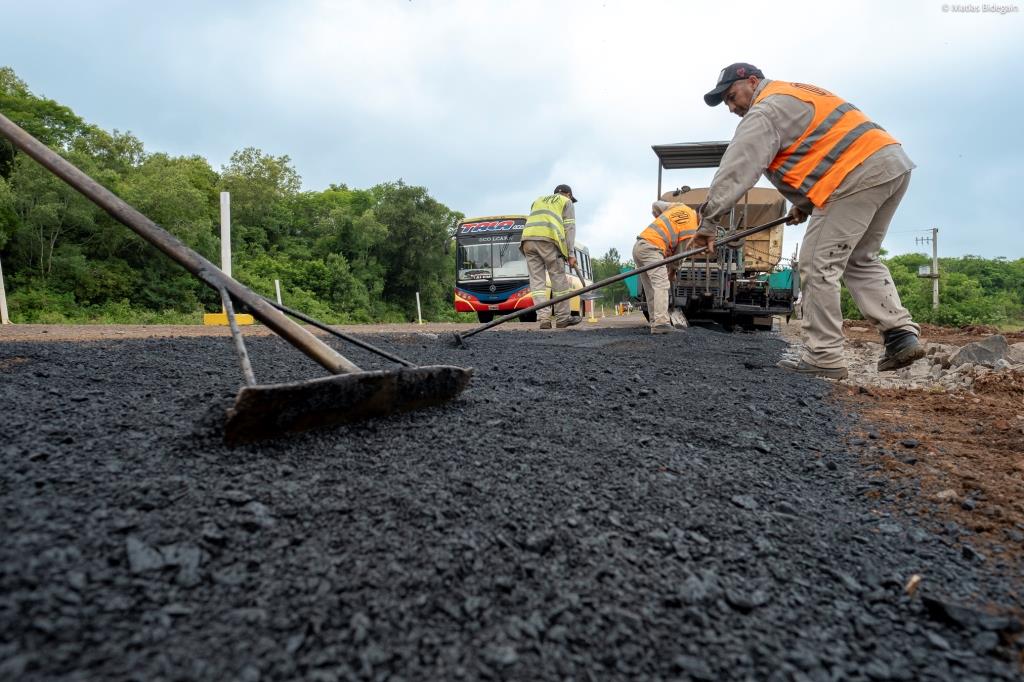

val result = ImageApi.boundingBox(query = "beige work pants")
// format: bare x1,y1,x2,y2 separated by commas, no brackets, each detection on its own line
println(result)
799,172,920,368
522,239,571,323
632,238,670,328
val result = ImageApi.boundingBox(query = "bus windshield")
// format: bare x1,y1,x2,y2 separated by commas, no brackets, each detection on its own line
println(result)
455,216,529,281
457,238,528,281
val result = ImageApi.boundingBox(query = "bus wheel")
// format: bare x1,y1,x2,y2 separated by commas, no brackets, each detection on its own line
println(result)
476,312,494,323
519,311,537,323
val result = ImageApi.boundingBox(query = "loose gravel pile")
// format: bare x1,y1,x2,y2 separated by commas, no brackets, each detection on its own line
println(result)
1,326,1021,680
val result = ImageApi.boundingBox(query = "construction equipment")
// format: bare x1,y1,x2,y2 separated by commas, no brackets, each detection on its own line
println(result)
649,142,800,330
453,215,790,346
0,113,472,444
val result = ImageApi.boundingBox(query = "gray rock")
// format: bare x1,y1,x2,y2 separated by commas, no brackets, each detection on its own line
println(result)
950,335,1009,368
971,631,1000,655
925,630,950,650
161,542,202,586
126,536,166,573
730,494,758,510
241,501,275,530
672,655,715,680
1008,342,1024,365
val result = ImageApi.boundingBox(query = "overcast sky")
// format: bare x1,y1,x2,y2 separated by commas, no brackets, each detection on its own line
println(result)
4,0,1022,261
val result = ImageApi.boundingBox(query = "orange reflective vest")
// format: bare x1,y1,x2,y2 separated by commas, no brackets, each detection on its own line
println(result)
753,81,900,208
639,205,698,257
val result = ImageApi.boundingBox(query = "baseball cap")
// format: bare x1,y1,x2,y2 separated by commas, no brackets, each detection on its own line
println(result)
554,183,578,203
704,63,765,106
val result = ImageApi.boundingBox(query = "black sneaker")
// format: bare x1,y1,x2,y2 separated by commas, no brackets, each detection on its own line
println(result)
877,329,925,371
556,317,582,328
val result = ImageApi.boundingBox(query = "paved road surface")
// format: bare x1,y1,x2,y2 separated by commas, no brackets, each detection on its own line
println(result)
1,324,1020,680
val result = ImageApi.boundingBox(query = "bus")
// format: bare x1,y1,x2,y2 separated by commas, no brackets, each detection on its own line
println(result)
453,215,593,323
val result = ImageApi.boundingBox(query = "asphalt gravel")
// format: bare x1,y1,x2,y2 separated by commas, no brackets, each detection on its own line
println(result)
1,325,1021,681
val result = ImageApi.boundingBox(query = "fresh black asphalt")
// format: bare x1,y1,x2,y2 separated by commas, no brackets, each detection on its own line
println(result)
1,326,1021,680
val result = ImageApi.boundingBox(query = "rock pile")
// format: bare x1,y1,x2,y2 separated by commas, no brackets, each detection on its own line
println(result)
791,335,1024,391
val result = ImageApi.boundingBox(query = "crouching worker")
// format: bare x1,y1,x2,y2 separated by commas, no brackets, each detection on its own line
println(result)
633,200,698,334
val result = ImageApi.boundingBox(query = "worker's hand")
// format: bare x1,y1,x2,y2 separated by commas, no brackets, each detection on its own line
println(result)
567,256,578,269
690,232,715,257
787,206,809,225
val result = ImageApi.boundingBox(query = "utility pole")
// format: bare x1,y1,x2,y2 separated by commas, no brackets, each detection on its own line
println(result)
915,228,939,310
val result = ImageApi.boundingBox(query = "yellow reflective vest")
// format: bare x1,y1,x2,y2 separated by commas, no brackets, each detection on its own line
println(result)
522,194,571,258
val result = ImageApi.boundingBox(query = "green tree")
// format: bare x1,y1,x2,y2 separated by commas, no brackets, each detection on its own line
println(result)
219,147,301,251
0,66,88,178
592,247,632,307
6,152,99,278
370,180,462,319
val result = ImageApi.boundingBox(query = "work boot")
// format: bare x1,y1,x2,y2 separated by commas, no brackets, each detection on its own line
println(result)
538,320,552,330
877,329,925,371
556,317,582,328
776,357,849,379
651,324,678,334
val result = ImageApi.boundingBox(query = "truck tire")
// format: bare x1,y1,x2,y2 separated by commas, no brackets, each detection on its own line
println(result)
637,289,650,322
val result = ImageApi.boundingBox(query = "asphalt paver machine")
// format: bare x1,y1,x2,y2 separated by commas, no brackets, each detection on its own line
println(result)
647,142,799,331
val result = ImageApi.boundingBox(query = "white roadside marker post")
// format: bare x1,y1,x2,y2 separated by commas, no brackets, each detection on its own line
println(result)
203,191,252,325
415,291,423,325
220,191,231,279
275,279,282,305
0,255,10,324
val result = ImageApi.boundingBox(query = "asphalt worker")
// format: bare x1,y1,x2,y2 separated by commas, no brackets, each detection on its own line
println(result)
521,184,582,329
633,200,698,334
693,63,924,379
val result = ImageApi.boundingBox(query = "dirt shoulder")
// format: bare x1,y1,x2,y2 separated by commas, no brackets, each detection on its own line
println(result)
781,319,1024,561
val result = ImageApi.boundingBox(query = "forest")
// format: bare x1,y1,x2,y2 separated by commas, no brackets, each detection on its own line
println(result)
2,66,1021,329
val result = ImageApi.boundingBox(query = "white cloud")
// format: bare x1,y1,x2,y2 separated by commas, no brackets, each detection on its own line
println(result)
4,0,1022,259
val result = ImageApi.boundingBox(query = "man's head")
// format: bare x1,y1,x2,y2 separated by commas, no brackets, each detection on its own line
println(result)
554,183,578,203
704,63,764,117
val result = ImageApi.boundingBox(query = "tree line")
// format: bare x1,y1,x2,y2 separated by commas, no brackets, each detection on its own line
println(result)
2,66,1021,328
0,66,465,324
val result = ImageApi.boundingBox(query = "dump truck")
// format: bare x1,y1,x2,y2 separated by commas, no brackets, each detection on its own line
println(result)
631,142,799,331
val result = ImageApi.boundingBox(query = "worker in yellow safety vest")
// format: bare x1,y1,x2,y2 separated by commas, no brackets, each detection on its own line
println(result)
693,63,923,379
633,201,698,334
520,184,582,329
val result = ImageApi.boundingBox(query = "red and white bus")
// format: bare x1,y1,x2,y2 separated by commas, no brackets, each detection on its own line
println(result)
453,215,592,323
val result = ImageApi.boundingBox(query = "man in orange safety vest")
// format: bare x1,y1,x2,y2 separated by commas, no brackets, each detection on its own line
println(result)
693,63,924,379
633,201,698,334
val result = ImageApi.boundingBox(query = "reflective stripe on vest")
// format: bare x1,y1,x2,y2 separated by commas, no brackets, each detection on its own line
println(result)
522,194,570,257
754,81,900,208
639,205,698,256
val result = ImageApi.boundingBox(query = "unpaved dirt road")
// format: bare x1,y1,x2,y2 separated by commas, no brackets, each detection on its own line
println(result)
1,322,1021,680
